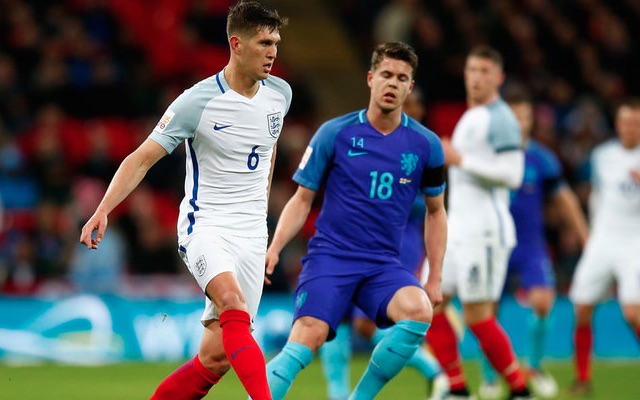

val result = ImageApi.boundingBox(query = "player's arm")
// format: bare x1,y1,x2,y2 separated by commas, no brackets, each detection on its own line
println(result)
445,141,524,190
423,192,447,307
79,138,168,249
551,186,589,247
265,185,317,283
459,149,524,189
267,143,277,203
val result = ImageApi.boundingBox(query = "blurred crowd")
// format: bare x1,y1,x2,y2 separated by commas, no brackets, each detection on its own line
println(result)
0,0,636,297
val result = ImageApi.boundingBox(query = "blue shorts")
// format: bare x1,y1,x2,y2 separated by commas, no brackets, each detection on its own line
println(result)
507,245,555,291
294,253,423,340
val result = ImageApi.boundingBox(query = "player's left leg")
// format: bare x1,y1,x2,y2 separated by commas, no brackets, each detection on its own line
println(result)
208,273,271,400
617,255,640,341
150,323,225,400
621,303,640,341
349,285,431,400
353,305,443,382
460,244,532,399
319,322,352,400
267,255,358,400
571,303,594,395
526,286,559,398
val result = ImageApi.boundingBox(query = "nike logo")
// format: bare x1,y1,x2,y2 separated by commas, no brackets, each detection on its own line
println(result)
271,370,291,384
230,345,253,359
347,150,368,157
213,123,232,131
386,346,410,359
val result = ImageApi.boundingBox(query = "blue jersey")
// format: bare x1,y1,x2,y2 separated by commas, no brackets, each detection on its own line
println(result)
510,139,565,249
294,109,445,263
400,195,427,274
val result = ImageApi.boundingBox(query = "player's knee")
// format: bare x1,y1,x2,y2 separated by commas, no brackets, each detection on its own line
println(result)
215,291,248,313
621,306,640,328
397,302,432,323
289,316,329,352
533,302,553,318
200,351,231,377
574,304,594,326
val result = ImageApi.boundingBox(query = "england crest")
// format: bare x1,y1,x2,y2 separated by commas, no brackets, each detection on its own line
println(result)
194,255,207,277
267,112,283,138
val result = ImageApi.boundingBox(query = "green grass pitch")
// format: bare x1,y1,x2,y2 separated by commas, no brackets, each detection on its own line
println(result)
1,357,639,399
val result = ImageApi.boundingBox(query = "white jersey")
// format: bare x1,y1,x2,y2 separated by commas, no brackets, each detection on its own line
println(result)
149,70,292,242
589,139,640,237
569,140,640,305
447,98,523,247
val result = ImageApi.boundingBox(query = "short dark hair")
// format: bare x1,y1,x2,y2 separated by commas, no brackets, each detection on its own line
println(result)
467,45,504,69
227,1,288,38
370,42,418,78
618,97,640,111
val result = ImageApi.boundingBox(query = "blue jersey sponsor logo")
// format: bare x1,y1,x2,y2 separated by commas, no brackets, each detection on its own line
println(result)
347,150,369,157
213,123,232,131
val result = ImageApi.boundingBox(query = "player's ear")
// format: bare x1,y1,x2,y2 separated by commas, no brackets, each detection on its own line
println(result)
229,35,241,53
367,71,374,88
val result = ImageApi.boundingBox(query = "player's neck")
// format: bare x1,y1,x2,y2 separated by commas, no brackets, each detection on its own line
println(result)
366,107,402,135
468,91,499,108
223,65,260,98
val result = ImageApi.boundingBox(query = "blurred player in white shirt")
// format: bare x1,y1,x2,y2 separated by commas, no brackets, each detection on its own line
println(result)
569,97,640,396
425,46,533,400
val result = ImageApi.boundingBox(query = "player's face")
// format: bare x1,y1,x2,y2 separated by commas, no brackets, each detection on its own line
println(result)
237,27,281,81
464,56,504,106
510,102,534,142
368,57,414,114
616,106,640,149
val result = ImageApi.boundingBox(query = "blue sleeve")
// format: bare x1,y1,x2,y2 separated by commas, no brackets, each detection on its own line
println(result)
293,120,340,190
418,125,446,197
537,145,566,195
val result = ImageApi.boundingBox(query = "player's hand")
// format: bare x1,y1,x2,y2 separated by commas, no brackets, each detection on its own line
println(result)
630,168,640,183
424,279,443,307
79,212,108,250
264,246,279,285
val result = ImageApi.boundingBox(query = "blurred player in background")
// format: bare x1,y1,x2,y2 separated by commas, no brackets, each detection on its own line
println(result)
260,42,448,400
568,97,640,396
318,88,449,400
478,91,589,399
426,45,533,400
80,2,289,399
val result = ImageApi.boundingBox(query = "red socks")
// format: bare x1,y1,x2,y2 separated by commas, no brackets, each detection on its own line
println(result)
427,312,467,391
469,317,526,391
574,324,593,383
150,355,220,400
219,309,272,400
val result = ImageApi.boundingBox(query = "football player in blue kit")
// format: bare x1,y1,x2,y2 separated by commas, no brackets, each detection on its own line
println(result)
318,88,448,400
259,42,448,400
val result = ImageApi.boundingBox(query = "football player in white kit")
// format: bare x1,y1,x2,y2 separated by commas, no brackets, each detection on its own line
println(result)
424,46,533,400
79,2,289,400
569,98,640,396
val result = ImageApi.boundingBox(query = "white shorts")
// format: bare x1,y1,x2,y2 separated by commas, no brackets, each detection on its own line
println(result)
441,241,512,303
569,234,640,305
178,231,267,323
